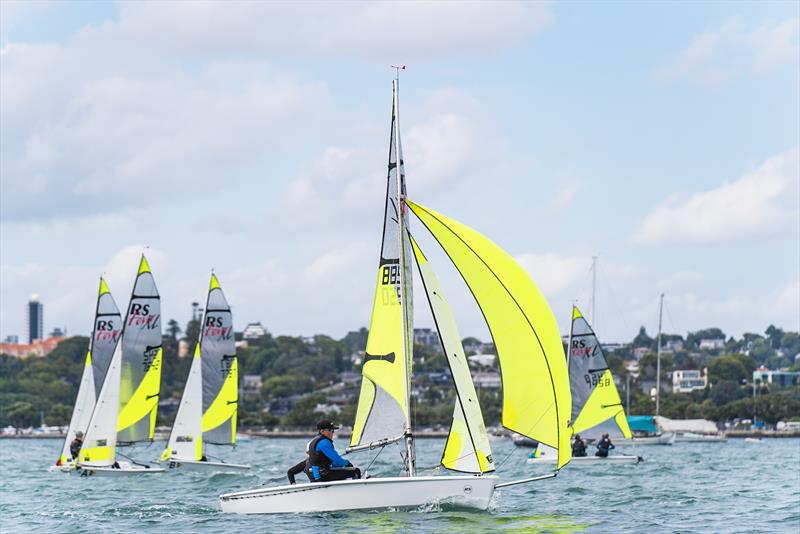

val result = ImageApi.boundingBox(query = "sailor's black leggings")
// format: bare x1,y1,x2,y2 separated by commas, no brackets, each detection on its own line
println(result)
312,466,361,482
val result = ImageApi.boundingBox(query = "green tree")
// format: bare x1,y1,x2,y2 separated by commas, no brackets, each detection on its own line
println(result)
6,401,37,427
633,326,654,349
166,319,182,340
765,325,785,350
44,403,72,426
707,354,755,385
710,380,747,405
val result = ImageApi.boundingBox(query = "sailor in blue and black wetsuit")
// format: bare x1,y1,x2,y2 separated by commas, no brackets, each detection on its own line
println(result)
305,419,361,483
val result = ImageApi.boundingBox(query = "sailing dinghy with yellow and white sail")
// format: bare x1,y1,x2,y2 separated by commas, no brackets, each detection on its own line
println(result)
528,306,640,466
52,278,121,472
159,273,249,472
75,255,165,476
219,76,572,514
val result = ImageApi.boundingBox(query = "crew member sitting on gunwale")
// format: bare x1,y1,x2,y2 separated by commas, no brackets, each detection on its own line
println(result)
305,419,361,483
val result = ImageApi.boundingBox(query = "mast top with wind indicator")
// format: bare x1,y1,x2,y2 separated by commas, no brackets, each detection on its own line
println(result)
391,64,406,79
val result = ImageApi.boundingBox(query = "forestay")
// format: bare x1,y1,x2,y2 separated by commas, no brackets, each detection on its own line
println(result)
117,256,163,444
409,234,495,474
568,306,631,439
350,80,413,451
406,200,572,469
57,278,121,465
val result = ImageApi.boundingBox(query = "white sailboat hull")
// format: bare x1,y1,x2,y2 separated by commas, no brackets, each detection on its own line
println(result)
219,475,498,514
165,459,251,472
527,455,641,465
616,432,675,445
74,460,165,477
674,433,727,443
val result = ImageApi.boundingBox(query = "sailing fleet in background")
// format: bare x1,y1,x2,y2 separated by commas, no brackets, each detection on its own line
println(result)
48,76,726,513
53,258,245,476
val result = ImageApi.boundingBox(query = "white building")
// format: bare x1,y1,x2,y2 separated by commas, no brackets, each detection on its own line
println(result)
242,322,268,340
699,338,725,350
413,328,440,347
672,368,708,393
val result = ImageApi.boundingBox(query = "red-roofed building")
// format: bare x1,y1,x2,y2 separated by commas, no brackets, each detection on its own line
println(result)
0,336,66,358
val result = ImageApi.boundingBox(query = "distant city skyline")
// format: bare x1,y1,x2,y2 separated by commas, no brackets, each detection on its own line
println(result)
1,1,798,344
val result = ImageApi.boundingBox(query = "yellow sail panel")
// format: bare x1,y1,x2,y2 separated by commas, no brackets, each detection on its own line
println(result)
349,265,408,448
407,200,572,469
202,358,238,437
410,233,494,473
117,347,162,438
568,306,631,439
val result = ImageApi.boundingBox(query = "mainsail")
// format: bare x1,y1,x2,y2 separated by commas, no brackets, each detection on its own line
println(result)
57,278,121,465
117,255,163,444
406,200,572,469
568,306,632,439
162,274,237,461
409,234,494,474
200,273,238,445
350,79,414,454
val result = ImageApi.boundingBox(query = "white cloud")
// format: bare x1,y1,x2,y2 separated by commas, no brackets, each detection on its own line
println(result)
113,1,552,60
633,147,800,244
0,48,330,221
516,253,588,294
267,87,489,238
655,17,799,84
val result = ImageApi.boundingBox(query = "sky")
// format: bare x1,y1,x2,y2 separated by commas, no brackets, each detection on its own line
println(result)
1,0,798,345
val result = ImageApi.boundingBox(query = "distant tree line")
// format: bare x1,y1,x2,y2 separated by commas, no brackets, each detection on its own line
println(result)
1,320,798,429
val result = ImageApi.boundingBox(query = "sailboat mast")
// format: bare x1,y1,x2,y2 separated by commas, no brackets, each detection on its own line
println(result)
655,293,664,417
393,75,416,476
565,305,575,426
591,256,597,326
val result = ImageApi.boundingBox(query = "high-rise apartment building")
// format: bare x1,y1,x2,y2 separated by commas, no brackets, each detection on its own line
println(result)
27,295,43,343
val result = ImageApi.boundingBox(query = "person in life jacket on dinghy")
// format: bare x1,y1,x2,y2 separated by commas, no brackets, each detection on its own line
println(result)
595,433,615,458
70,431,84,461
572,434,587,457
304,419,361,483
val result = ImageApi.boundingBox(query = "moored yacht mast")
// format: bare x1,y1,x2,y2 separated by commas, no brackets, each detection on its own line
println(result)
655,293,664,417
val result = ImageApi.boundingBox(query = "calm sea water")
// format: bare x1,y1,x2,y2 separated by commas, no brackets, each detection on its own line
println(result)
1,437,798,533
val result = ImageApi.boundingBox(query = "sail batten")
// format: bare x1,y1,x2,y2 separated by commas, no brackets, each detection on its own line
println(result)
406,200,572,469
568,306,632,439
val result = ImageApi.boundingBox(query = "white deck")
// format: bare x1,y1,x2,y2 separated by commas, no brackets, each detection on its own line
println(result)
219,475,498,514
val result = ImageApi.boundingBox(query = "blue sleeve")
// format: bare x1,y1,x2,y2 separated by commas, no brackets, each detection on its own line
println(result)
316,440,349,468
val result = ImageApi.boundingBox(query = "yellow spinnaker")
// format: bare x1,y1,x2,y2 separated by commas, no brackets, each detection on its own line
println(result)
407,200,572,469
